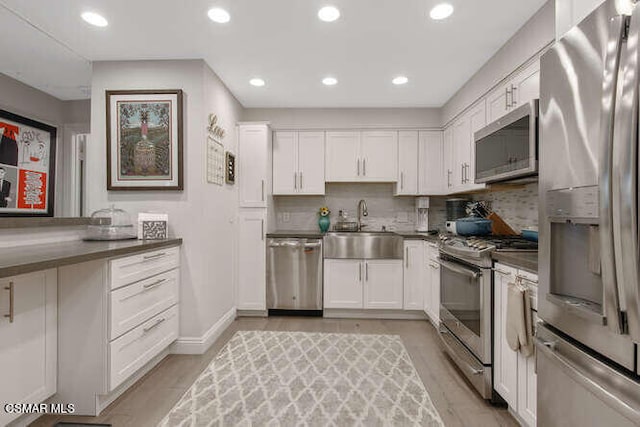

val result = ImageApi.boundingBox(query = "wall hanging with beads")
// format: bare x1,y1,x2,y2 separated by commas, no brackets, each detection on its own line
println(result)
206,114,226,185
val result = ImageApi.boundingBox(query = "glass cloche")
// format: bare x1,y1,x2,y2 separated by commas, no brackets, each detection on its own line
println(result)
85,205,137,241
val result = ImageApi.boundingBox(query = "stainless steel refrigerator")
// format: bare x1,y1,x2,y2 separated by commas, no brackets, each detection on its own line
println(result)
539,0,640,425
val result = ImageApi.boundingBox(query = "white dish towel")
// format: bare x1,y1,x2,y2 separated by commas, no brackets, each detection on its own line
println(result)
506,281,534,357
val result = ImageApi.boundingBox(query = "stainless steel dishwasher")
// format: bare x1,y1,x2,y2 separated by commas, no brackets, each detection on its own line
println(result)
266,237,323,314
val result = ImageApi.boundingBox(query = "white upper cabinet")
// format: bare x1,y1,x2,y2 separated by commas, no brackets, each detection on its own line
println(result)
450,101,486,193
419,131,444,195
556,0,603,40
273,131,325,195
488,59,540,123
272,131,297,195
325,131,398,182
396,131,419,195
443,126,455,193
238,123,270,207
361,131,398,182
325,131,361,181
297,132,326,194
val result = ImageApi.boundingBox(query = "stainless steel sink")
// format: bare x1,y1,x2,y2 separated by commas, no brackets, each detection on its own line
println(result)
323,232,403,259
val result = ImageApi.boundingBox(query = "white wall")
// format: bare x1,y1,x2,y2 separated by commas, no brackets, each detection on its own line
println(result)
441,1,555,125
88,59,244,341
243,107,441,129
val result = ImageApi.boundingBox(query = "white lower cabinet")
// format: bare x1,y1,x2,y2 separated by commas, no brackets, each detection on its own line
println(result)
493,262,537,427
0,270,57,426
237,210,267,311
403,241,424,310
55,246,181,416
423,243,440,324
324,259,403,309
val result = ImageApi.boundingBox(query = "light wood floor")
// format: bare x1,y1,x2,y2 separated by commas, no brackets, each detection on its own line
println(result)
32,317,518,427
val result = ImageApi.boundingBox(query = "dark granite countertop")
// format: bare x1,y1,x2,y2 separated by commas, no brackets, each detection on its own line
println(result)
492,251,538,273
266,231,326,239
0,238,182,279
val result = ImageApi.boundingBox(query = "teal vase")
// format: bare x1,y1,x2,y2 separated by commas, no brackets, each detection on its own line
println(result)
318,215,330,233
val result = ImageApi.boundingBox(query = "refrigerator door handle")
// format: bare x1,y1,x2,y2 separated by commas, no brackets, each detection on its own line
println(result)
613,11,640,340
599,14,627,335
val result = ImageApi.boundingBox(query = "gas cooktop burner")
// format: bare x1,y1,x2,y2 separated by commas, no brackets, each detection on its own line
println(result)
439,234,538,252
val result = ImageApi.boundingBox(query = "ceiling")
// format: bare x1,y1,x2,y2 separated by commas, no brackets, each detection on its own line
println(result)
0,0,547,107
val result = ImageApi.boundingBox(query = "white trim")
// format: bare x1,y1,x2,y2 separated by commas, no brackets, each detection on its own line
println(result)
323,309,428,320
171,307,236,355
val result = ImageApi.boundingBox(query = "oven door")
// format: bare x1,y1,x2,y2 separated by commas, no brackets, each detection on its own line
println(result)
439,255,492,363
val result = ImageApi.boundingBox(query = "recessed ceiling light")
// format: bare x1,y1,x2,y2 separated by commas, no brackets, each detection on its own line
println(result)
429,3,454,20
318,6,340,22
81,12,108,27
392,76,409,85
208,7,230,23
250,78,265,87
322,77,338,86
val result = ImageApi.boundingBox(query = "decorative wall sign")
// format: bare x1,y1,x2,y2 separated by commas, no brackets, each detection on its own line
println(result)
106,89,183,191
207,138,225,185
137,212,169,240
225,151,235,184
0,109,56,217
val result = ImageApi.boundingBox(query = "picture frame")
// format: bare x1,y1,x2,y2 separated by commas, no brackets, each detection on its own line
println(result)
106,89,183,191
0,109,57,217
225,151,235,184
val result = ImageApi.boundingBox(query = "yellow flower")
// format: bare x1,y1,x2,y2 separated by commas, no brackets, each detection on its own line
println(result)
319,206,331,217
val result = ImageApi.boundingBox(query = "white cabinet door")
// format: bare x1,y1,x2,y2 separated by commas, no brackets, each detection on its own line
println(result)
443,126,454,194
426,244,441,324
487,82,511,123
512,60,540,109
493,263,518,408
419,131,444,195
452,117,469,192
324,259,363,309
364,260,403,309
0,270,57,426
297,131,325,195
237,210,266,310
325,131,360,182
517,319,537,427
467,101,487,191
361,131,398,182
396,131,419,195
272,131,297,195
403,241,424,310
239,124,269,207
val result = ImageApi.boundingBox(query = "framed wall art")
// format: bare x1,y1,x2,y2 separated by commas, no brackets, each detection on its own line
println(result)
225,151,235,184
0,109,57,217
106,89,183,191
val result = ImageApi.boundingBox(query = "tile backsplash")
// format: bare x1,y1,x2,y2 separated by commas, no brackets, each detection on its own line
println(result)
428,183,539,233
274,183,417,232
273,182,539,234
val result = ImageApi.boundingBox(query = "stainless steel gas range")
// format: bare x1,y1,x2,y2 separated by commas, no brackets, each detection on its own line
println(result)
437,234,537,401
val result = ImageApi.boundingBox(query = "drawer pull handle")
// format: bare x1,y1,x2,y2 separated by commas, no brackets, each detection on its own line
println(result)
143,278,167,289
3,281,14,323
143,318,166,333
143,252,166,261
516,274,538,284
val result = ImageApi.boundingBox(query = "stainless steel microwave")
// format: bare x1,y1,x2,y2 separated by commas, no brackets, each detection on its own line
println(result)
474,99,538,183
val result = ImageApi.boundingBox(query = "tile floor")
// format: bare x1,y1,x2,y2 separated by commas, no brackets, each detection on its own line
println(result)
31,317,518,427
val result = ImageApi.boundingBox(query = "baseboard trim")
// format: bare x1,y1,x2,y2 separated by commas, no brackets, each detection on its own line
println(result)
323,309,428,320
237,309,268,317
171,307,236,355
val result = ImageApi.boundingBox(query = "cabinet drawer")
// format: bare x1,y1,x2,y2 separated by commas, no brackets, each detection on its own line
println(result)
110,269,179,340
110,247,180,289
109,305,178,391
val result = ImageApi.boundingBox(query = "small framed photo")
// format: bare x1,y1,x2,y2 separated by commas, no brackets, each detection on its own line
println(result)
106,89,183,191
138,212,169,240
225,151,235,184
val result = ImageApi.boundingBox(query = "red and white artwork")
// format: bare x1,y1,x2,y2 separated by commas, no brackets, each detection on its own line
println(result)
0,110,56,216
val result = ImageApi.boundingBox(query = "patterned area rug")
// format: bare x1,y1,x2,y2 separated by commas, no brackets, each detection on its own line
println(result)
159,331,444,426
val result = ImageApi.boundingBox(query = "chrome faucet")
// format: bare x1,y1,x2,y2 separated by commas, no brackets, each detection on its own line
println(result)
357,199,368,231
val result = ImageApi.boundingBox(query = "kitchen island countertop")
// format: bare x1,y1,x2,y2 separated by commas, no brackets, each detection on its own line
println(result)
0,238,182,279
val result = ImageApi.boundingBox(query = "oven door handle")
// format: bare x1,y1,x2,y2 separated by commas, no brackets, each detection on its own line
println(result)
438,259,480,279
